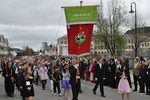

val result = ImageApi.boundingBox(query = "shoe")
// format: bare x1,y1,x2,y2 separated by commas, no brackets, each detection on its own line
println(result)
53,93,57,96
93,89,96,95
133,89,137,92
7,93,14,97
58,93,62,96
146,92,150,95
79,90,83,93
101,95,106,97
51,91,54,94
139,91,145,93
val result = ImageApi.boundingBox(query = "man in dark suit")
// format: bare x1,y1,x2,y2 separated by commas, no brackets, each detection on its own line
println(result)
145,59,150,95
69,58,80,100
93,57,106,97
110,58,116,88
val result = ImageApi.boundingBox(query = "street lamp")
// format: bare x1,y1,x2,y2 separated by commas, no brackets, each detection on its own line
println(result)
129,2,137,58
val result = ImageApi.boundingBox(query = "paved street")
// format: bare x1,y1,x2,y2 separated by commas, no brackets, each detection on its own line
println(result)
0,76,150,100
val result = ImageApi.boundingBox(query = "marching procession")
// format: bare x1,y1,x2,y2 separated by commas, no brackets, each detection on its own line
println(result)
0,55,150,100
1,0,150,100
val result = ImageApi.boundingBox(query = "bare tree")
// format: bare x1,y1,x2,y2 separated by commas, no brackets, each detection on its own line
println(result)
23,46,34,56
95,0,127,56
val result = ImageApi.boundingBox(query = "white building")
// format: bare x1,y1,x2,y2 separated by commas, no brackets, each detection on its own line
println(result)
0,35,9,55
41,42,57,56
57,35,68,56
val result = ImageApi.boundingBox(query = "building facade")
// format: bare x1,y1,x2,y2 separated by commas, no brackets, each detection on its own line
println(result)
41,42,57,56
0,35,9,55
124,27,150,58
57,35,68,56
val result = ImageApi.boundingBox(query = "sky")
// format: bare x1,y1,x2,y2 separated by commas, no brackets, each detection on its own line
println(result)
0,0,150,51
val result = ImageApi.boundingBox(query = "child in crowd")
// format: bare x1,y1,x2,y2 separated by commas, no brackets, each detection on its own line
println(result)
21,65,35,100
62,64,71,100
52,67,62,96
118,66,131,100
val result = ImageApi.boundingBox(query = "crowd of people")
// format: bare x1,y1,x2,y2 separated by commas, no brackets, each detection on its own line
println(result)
0,55,150,100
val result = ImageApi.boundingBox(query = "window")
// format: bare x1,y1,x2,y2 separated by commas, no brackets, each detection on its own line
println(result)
142,43,144,47
101,46,103,50
128,39,130,43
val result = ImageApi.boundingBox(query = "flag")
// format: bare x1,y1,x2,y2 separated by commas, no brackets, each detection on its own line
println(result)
67,24,94,55
64,6,97,56
64,6,97,25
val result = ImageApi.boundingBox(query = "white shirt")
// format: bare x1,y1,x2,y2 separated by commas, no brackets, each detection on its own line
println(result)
39,66,48,80
117,64,121,69
73,64,78,69
98,63,102,69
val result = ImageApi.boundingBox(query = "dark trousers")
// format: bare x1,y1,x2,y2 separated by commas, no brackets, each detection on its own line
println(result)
22,96,25,100
14,74,19,88
20,89,25,100
139,78,145,92
110,76,116,88
35,75,39,85
146,78,150,93
71,80,80,100
53,82,61,94
93,80,104,96
116,76,121,88
133,75,140,91
127,75,132,88
79,79,82,92
41,80,47,90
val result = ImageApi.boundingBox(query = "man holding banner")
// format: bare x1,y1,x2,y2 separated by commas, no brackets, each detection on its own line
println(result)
69,58,80,100
63,4,98,100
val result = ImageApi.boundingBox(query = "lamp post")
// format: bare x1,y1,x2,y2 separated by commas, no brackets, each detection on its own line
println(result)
80,1,83,6
129,2,137,58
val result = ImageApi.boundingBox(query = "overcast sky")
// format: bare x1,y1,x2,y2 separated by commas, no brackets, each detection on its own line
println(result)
0,0,149,51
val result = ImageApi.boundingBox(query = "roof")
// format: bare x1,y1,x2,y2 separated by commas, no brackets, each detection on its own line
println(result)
57,35,67,41
125,27,150,36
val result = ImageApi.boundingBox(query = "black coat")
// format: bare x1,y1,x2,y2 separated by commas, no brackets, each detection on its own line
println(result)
139,64,147,81
94,63,105,82
116,64,123,80
69,65,77,85
52,71,62,83
146,64,150,79
110,62,116,77
21,75,35,97
3,67,15,94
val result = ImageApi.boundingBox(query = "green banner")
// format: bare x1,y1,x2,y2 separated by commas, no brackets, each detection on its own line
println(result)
64,6,97,24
